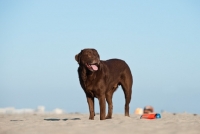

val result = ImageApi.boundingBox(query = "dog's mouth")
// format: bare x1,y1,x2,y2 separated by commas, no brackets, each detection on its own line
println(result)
86,63,99,71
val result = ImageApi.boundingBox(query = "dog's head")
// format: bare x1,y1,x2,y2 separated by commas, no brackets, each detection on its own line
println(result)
75,48,100,72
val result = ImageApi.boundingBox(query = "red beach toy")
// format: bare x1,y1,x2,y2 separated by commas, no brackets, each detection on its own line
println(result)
140,113,161,119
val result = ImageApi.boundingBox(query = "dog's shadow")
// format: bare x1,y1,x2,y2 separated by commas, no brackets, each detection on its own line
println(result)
44,118,81,121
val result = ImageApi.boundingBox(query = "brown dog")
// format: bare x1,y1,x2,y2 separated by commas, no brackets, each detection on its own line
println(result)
75,48,133,120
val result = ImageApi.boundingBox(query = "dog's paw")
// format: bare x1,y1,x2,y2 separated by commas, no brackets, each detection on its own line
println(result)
105,115,112,119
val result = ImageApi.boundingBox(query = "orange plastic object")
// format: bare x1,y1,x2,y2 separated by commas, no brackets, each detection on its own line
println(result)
140,113,156,119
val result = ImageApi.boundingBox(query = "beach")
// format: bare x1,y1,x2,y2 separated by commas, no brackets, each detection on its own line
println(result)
0,113,200,134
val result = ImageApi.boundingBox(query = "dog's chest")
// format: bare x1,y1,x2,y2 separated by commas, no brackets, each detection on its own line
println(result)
83,76,102,97
85,77,97,91
84,73,97,86
84,83,97,98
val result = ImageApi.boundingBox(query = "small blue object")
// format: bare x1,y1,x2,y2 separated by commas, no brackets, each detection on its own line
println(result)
155,113,161,119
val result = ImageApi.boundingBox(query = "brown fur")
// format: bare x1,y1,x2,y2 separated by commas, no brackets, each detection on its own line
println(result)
75,48,133,120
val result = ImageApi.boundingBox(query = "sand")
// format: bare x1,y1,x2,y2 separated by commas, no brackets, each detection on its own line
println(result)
0,113,200,134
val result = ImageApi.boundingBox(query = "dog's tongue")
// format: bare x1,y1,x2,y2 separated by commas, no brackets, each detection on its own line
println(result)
91,65,98,71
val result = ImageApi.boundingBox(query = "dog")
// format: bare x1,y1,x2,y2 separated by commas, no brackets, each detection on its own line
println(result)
75,48,133,120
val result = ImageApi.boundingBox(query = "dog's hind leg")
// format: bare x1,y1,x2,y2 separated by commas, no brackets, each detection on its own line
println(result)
120,74,133,117
122,84,132,116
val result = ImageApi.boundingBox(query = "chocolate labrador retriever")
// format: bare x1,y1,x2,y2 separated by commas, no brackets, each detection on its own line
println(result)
75,48,133,120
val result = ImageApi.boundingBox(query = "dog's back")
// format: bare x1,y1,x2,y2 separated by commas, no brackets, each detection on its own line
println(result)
102,59,133,83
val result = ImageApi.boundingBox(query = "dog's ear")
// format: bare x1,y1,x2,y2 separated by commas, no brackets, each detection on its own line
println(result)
75,54,80,63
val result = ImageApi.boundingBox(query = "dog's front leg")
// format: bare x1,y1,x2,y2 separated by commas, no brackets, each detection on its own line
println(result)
86,96,95,120
98,95,106,120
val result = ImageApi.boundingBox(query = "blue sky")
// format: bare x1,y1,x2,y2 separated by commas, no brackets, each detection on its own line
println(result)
0,0,200,114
